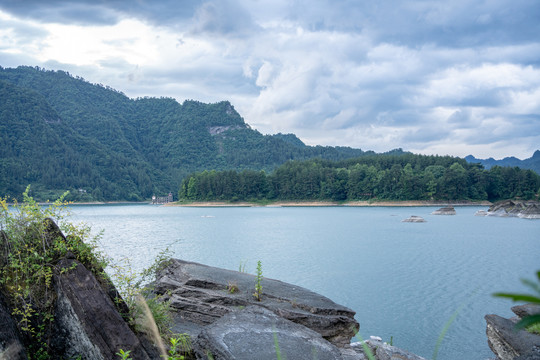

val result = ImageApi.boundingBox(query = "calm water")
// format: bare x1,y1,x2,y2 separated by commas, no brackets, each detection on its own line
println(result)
70,204,539,360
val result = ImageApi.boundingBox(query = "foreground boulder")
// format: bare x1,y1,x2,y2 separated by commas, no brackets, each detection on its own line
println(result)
52,254,153,359
154,259,359,348
485,304,540,359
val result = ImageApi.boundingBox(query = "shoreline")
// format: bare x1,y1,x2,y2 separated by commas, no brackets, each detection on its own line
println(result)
166,200,493,207
6,200,493,207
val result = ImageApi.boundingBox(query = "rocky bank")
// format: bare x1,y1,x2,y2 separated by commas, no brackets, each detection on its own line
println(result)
0,218,429,359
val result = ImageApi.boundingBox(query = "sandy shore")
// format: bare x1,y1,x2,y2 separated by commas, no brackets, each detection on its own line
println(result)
167,200,492,207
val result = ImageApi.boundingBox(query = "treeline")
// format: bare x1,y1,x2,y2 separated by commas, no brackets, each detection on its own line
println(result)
179,154,540,202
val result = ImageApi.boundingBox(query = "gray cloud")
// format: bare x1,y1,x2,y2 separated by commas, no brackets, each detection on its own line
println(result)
0,0,539,159
189,0,260,37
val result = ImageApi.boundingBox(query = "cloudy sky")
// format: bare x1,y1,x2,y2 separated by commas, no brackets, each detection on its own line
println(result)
1,0,539,159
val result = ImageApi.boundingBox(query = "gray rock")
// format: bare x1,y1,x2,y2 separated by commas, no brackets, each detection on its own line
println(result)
516,346,540,360
513,304,540,319
431,206,456,215
194,306,344,360
519,203,540,219
402,215,426,222
51,257,152,360
350,340,427,360
0,291,28,360
485,200,540,219
155,259,359,348
485,314,540,360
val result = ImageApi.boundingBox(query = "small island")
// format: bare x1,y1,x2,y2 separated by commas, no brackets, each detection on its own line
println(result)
431,206,456,215
476,200,540,219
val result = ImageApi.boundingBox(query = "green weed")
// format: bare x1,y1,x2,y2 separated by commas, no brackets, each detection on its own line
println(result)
116,349,132,360
0,186,107,358
253,260,263,301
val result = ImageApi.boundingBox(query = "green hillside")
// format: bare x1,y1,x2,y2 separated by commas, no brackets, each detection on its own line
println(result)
0,66,369,201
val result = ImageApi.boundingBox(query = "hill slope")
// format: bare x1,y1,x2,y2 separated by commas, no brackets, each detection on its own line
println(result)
0,66,370,201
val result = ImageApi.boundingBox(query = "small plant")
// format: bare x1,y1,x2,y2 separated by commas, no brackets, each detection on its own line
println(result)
116,349,132,360
227,281,239,294
238,260,247,273
163,335,192,360
253,260,263,301
494,270,540,333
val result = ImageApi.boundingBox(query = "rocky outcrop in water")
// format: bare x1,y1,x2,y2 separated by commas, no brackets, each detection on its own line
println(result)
153,259,426,359
485,304,540,360
402,215,426,222
478,200,540,219
431,206,456,215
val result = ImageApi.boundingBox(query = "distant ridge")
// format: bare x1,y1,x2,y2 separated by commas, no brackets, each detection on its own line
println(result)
0,65,370,201
465,151,540,174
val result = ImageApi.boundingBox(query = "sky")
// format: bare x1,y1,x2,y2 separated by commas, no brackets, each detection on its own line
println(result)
0,0,539,159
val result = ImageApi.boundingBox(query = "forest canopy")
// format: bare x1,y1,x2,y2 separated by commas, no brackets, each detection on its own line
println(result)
179,154,540,202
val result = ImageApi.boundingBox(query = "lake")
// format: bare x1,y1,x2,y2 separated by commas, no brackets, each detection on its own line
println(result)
70,204,539,360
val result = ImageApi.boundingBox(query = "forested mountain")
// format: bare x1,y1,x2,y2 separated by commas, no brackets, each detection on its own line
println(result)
0,66,370,201
179,154,540,202
465,151,540,174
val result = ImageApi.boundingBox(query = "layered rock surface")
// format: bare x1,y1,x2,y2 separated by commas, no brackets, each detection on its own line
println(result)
485,304,540,360
154,259,359,348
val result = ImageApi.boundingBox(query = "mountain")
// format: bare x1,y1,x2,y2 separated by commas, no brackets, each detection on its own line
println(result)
0,66,371,201
465,151,540,174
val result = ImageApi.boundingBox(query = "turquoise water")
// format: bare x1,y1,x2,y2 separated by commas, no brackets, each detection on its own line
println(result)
71,204,539,359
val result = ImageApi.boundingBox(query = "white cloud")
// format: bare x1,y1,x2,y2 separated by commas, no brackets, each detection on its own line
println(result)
0,1,539,159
